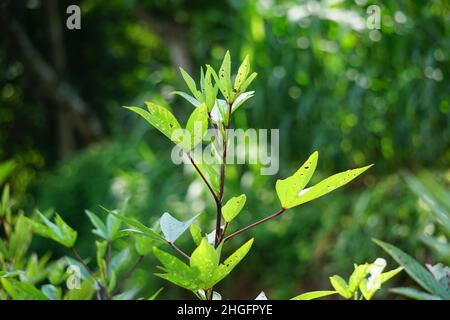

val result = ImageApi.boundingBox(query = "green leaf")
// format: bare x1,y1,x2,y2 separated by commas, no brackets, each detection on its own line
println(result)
276,151,318,208
41,284,59,300
403,171,450,232
171,91,200,107
106,212,123,240
240,72,257,93
374,239,449,299
85,210,108,239
348,263,369,293
329,275,352,299
427,263,450,292
389,287,442,300
204,67,218,111
179,67,202,101
212,238,254,285
222,194,247,222
28,211,77,248
190,224,202,246
0,160,15,185
190,238,219,288
217,51,232,102
64,278,95,300
0,271,22,278
185,103,208,150
287,164,373,208
148,287,164,300
291,291,337,300
108,211,164,243
231,91,254,114
160,212,201,243
153,247,200,291
109,248,131,274
125,103,183,145
380,267,404,284
134,233,154,256
359,258,389,300
234,55,250,91
1,279,48,300
197,161,220,192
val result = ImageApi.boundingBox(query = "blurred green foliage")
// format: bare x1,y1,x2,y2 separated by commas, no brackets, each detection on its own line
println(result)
1,0,449,299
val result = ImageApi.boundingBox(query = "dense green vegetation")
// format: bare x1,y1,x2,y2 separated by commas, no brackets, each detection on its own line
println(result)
0,0,448,299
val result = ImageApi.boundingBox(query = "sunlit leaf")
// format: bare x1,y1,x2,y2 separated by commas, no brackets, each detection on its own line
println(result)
231,91,254,114
287,164,373,208
217,51,232,102
125,103,182,145
212,238,254,285
291,290,337,300
190,224,202,246
234,55,250,91
179,67,202,101
153,247,200,291
185,103,208,150
276,151,318,208
240,72,257,93
190,238,219,288
329,275,351,299
222,194,247,222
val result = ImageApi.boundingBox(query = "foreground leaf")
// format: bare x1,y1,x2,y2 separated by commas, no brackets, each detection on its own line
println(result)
190,238,219,289
291,291,337,300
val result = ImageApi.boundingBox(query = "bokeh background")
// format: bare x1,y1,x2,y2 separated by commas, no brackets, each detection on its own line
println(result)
1,0,449,299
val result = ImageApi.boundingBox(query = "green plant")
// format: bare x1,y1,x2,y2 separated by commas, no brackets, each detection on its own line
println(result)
0,161,69,300
21,203,164,300
291,258,402,300
375,239,450,300
402,170,450,261
120,52,373,299
0,158,160,300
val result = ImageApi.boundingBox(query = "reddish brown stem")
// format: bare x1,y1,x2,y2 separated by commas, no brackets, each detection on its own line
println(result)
168,241,191,261
187,153,219,204
223,208,286,242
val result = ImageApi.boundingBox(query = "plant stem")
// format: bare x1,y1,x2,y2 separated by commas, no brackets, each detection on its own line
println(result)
223,208,286,242
167,241,190,261
217,221,229,245
70,246,104,300
214,102,232,247
111,255,143,296
187,153,219,204
106,241,112,274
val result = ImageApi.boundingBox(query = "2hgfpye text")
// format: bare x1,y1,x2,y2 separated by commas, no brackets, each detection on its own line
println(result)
177,304,273,318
